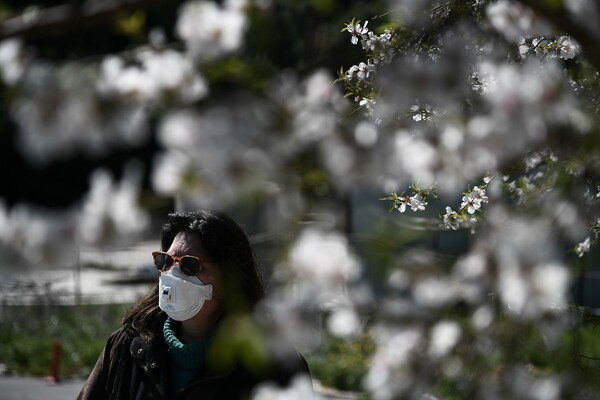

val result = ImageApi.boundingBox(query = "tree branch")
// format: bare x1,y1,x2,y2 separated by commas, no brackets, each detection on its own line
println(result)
0,0,165,40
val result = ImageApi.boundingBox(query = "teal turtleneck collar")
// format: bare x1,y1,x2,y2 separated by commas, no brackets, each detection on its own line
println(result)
163,317,212,396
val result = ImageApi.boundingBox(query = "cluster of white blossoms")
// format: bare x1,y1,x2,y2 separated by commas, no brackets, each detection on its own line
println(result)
485,209,572,318
9,61,149,165
345,20,394,62
441,185,489,232
289,227,361,288
0,39,28,85
442,207,460,231
340,5,588,198
276,228,363,340
149,65,354,210
151,95,275,208
98,49,208,104
460,186,489,214
574,215,600,258
340,1,600,395
519,36,581,61
393,193,427,213
575,236,591,258
78,165,150,245
0,201,77,270
5,0,247,167
409,103,435,122
344,61,375,82
0,0,255,259
362,204,573,399
385,180,490,232
342,18,396,120
287,69,348,145
358,97,379,123
263,227,366,352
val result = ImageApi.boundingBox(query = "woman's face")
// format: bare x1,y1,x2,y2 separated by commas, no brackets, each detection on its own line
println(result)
165,231,223,325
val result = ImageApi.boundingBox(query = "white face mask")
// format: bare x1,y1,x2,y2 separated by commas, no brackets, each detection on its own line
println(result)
158,265,213,321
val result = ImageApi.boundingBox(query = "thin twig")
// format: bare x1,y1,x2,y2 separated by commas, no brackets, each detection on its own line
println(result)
337,105,366,122
577,354,600,361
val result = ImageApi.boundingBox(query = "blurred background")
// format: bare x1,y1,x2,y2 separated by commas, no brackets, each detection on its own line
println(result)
2,0,600,399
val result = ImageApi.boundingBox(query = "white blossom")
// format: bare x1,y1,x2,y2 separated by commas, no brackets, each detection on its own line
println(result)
357,61,374,80
428,321,461,359
151,149,191,195
327,307,360,338
410,104,434,122
345,64,359,81
518,38,530,59
471,306,494,331
346,20,369,45
413,277,462,308
0,39,27,85
288,70,346,144
365,328,422,399
390,131,437,188
557,36,580,60
289,228,361,285
359,97,377,120
251,375,315,400
176,0,248,60
443,207,460,230
529,262,570,311
471,186,489,204
395,196,409,213
79,165,149,245
409,193,427,211
575,236,591,257
354,120,379,147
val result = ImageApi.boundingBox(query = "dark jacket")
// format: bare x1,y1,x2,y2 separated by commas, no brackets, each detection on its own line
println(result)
77,325,312,400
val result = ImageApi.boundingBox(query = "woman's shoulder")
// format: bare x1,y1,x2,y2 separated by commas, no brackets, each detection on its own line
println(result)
107,325,131,342
100,326,132,355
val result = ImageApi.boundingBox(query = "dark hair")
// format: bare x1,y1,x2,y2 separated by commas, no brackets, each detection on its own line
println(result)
123,210,265,337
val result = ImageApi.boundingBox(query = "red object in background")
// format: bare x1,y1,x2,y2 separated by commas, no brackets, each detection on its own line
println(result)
46,340,62,384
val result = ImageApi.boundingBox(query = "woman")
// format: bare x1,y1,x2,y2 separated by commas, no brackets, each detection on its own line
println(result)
78,210,311,399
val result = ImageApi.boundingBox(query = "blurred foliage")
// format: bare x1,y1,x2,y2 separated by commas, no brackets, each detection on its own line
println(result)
1,301,600,397
306,332,376,393
0,303,131,377
438,310,600,399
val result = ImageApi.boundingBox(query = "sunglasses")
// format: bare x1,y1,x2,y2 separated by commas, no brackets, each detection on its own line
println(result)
152,251,211,276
